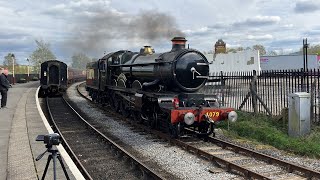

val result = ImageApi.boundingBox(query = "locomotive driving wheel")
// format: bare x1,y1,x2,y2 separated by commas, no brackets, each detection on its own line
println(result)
110,92,120,112
114,98,121,113
150,111,158,129
146,105,158,129
132,111,143,124
120,100,130,118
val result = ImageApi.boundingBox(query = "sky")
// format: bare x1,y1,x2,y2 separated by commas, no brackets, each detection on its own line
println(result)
1,0,320,65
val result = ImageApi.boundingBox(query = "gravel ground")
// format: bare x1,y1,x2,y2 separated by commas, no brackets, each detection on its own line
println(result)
214,129,320,173
67,83,241,180
69,82,320,179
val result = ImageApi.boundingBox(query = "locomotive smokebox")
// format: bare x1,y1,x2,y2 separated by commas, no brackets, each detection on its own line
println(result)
171,37,187,51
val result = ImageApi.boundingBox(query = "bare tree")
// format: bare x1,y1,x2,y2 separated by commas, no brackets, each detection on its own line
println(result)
267,50,278,56
252,44,266,55
3,53,17,66
236,47,244,51
29,39,56,73
71,53,92,70
29,39,56,65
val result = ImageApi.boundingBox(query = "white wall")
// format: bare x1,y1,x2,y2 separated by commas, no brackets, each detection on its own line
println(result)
205,50,261,74
260,55,320,71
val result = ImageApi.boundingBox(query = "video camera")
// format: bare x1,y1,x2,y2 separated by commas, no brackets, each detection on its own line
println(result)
36,133,61,147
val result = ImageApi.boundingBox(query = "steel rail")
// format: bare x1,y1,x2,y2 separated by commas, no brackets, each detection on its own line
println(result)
149,130,271,180
77,83,269,179
46,97,93,180
209,136,320,179
77,83,320,179
62,96,164,180
47,94,164,180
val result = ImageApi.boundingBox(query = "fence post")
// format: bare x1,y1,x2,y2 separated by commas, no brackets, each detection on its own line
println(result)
220,71,225,106
310,78,316,127
251,70,258,114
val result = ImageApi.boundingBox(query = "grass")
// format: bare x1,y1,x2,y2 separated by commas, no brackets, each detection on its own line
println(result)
218,111,320,158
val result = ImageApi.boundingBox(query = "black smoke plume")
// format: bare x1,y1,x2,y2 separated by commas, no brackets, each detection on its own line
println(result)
67,10,185,54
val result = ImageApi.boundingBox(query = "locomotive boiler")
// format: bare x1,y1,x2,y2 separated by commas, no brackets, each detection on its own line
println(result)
116,37,209,92
86,37,237,138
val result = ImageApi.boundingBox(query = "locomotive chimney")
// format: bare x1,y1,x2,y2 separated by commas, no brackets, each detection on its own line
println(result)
140,46,155,55
171,37,187,51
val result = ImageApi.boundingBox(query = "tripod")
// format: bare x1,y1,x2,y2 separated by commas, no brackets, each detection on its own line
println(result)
36,144,70,180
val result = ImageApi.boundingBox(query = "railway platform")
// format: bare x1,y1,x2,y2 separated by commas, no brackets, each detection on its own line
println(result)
0,81,83,180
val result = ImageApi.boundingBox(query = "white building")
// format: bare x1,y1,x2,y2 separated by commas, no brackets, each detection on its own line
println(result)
205,50,261,74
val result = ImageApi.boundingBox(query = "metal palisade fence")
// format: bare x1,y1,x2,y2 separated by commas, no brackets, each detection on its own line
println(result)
201,69,320,125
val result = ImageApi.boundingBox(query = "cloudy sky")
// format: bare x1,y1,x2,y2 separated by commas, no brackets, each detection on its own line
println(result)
1,0,320,65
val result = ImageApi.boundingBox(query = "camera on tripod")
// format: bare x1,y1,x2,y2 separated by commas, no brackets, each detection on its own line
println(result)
35,133,70,180
36,133,61,147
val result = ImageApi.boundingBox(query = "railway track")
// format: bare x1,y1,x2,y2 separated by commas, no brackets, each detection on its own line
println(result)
44,96,164,180
171,134,320,180
77,82,320,180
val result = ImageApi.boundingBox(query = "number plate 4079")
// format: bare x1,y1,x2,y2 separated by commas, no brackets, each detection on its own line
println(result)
206,112,220,117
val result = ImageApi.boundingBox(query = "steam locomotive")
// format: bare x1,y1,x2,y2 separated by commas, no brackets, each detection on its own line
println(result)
86,37,237,137
40,60,85,97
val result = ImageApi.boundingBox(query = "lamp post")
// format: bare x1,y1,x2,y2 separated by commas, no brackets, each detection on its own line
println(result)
11,54,15,85
27,58,30,82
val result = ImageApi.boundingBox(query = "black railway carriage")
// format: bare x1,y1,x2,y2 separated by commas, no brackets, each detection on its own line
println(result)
40,60,68,97
86,37,237,138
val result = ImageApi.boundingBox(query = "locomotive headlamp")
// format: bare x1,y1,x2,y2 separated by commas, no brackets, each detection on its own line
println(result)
227,111,238,122
184,112,195,125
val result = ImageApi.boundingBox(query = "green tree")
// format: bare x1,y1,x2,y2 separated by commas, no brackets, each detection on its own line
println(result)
299,44,320,55
226,47,246,53
252,44,266,55
310,44,320,54
29,39,56,65
3,53,15,66
226,48,237,53
71,53,91,70
2,53,20,73
236,47,244,51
